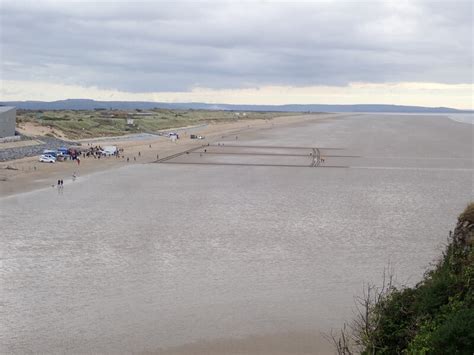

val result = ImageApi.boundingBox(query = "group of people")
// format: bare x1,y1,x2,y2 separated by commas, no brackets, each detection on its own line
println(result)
83,145,120,158
54,171,78,191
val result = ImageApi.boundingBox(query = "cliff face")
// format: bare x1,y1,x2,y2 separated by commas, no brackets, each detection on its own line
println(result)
355,204,474,354
456,206,474,247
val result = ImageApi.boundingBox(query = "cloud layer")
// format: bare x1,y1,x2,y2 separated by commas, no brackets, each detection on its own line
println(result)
1,0,472,95
0,0,473,107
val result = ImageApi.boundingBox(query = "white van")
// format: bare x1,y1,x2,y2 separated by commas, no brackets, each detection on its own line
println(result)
101,146,117,156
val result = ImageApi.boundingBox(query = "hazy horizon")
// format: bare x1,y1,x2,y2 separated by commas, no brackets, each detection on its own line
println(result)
2,97,473,113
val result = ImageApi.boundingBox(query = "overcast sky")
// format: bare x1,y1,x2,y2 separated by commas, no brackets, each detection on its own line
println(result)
0,0,472,108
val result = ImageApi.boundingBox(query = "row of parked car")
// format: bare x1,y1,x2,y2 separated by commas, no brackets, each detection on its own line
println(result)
38,146,118,163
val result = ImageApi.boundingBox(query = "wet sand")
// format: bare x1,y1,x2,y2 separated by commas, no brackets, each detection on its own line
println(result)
0,114,327,197
153,332,333,355
0,113,472,354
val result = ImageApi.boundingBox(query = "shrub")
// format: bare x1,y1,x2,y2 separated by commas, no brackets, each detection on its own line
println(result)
459,203,474,224
42,116,69,121
430,308,474,354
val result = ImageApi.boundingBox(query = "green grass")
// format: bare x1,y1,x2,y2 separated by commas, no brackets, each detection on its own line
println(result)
41,116,69,121
17,109,301,139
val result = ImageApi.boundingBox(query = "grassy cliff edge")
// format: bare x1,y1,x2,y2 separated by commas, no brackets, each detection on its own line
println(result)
336,204,474,354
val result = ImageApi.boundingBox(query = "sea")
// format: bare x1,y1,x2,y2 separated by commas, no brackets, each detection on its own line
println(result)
1,113,472,353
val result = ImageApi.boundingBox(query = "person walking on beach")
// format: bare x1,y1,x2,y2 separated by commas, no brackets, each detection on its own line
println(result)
127,157,129,162
138,151,141,157
58,179,63,194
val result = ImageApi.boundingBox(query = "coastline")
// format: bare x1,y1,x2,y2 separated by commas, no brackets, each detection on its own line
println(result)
1,112,471,354
0,113,333,198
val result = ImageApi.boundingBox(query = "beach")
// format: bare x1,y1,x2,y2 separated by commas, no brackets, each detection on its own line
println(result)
1,113,472,354
0,114,324,197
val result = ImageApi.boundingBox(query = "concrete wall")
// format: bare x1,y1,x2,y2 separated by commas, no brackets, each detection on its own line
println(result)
0,107,16,138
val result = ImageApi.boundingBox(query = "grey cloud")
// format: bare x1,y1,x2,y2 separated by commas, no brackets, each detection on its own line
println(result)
1,0,472,93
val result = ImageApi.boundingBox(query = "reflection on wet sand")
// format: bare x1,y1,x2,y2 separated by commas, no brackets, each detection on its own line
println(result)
1,114,472,353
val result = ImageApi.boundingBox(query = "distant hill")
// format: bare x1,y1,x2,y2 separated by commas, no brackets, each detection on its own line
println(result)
0,99,471,113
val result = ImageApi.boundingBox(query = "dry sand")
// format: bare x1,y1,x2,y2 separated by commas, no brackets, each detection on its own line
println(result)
0,114,332,197
16,121,68,139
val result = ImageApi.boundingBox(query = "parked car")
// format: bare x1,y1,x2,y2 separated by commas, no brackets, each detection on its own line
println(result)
39,154,56,163
42,149,58,158
56,153,70,160
56,147,70,158
100,146,117,156
190,134,204,140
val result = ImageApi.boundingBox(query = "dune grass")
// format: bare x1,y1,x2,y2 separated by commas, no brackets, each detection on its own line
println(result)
17,109,299,139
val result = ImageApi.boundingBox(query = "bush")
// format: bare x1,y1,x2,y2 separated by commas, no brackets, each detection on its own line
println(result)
459,203,474,224
430,308,474,354
369,288,417,353
42,116,69,121
414,268,458,316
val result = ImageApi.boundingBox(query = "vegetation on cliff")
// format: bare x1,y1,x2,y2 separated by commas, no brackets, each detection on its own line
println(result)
334,204,474,354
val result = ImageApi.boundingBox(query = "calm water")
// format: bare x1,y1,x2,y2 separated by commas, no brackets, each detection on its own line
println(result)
447,113,474,125
1,114,472,353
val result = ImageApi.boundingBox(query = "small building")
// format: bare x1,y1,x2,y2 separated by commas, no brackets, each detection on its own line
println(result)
0,106,16,138
126,118,134,125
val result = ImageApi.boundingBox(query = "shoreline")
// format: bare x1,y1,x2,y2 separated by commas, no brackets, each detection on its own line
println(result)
0,113,333,198
2,112,471,354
